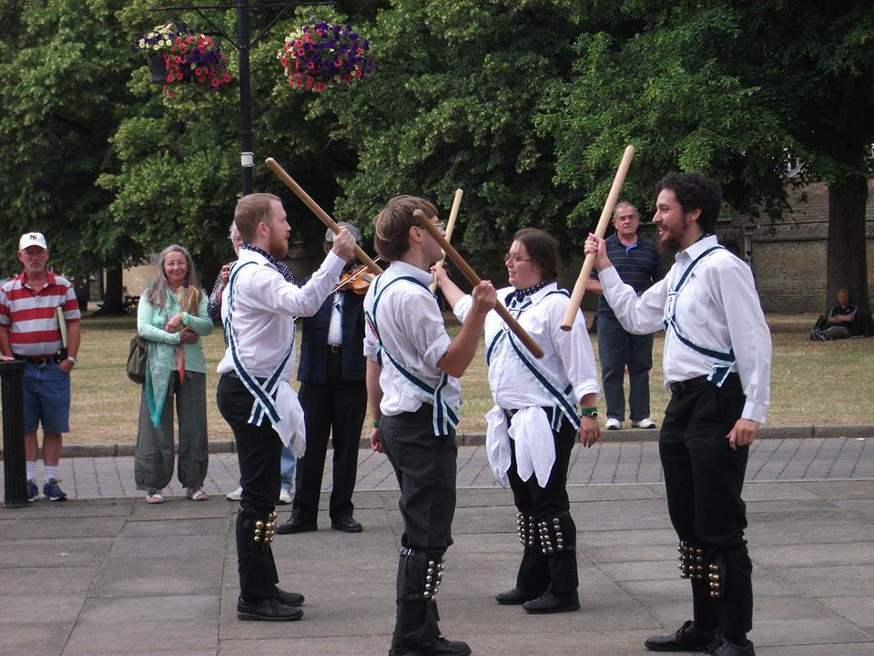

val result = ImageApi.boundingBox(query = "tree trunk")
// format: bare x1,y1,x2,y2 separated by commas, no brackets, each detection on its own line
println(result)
99,266,125,315
826,177,872,335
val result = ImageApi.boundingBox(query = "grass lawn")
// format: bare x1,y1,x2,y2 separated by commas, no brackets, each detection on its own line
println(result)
26,311,874,447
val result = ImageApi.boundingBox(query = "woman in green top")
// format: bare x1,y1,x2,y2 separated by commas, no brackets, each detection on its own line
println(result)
135,244,213,504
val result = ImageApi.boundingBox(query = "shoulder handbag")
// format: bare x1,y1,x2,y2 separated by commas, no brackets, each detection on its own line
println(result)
126,335,148,384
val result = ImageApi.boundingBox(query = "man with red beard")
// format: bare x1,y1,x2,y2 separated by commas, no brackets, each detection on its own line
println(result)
216,193,355,621
585,173,771,656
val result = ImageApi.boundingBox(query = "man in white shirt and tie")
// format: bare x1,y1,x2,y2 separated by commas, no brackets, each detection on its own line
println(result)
585,173,771,656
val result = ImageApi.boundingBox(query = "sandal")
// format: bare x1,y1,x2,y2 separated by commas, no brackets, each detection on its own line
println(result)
146,489,164,504
187,487,208,501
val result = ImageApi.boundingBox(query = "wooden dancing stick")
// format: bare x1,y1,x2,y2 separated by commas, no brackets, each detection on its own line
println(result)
265,157,383,274
560,144,636,331
429,189,463,293
413,209,545,359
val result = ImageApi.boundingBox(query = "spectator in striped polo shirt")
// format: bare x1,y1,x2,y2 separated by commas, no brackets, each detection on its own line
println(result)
587,202,667,431
0,232,81,502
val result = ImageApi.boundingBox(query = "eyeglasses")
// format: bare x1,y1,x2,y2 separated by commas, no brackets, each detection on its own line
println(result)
504,253,532,264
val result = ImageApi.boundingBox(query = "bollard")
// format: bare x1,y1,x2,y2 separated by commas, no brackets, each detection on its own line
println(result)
1,360,28,508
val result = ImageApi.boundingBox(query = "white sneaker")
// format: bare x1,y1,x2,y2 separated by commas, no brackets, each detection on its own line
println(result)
605,418,622,430
278,488,292,505
226,486,243,501
631,418,657,429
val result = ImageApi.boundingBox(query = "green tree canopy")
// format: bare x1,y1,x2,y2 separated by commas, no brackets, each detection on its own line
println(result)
546,0,873,328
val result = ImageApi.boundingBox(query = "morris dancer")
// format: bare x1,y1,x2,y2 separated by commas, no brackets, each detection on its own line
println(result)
435,228,600,615
585,173,771,656
216,193,355,621
364,195,496,656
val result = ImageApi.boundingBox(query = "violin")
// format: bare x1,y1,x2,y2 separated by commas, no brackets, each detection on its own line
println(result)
333,264,376,295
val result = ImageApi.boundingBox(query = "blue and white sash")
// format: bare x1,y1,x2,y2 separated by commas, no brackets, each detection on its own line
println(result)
664,245,735,386
486,290,580,431
224,260,294,426
365,275,459,436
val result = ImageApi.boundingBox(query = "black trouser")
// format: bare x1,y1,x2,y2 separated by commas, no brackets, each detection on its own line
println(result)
217,374,282,601
293,353,367,524
380,405,458,651
659,374,753,637
507,413,578,596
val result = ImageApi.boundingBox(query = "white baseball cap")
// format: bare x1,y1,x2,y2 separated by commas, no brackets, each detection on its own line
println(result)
19,232,48,251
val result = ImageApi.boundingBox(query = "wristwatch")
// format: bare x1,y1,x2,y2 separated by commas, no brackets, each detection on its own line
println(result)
580,407,598,419
66,356,77,365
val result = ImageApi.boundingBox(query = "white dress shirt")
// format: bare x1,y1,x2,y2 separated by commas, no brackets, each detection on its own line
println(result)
599,234,771,423
363,260,459,417
217,248,345,453
455,283,600,486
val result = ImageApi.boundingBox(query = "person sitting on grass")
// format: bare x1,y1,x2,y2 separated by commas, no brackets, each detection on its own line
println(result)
810,289,859,341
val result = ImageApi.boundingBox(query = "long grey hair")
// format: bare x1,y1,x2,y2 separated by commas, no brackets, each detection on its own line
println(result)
144,244,198,309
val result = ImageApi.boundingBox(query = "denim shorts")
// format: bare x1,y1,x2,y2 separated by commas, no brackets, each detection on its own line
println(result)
21,362,71,433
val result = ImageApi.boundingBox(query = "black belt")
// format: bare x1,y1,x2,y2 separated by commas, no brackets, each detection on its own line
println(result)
503,406,560,424
669,373,738,394
329,344,342,354
15,353,63,366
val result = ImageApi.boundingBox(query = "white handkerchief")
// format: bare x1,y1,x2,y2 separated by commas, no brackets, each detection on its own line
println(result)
273,382,307,458
508,407,555,487
485,405,511,487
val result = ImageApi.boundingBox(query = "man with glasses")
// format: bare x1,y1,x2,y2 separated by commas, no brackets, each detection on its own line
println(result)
587,202,666,430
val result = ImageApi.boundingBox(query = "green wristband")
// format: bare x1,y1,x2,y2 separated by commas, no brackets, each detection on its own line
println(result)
579,407,598,417
372,421,380,429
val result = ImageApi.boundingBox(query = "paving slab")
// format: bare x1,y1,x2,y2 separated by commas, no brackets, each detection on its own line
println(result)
0,435,871,655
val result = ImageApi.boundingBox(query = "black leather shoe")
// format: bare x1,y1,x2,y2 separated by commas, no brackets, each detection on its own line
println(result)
389,636,472,656
522,590,580,614
331,516,363,533
494,587,541,605
645,620,719,652
706,638,755,656
273,586,304,607
275,517,317,534
236,596,303,621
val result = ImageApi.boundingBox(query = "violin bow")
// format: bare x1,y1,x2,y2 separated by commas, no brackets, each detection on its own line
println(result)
265,157,383,275
414,209,544,359
429,189,463,293
330,259,380,294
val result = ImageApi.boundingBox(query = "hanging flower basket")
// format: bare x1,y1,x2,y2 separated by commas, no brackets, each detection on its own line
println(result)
278,22,375,93
134,23,232,97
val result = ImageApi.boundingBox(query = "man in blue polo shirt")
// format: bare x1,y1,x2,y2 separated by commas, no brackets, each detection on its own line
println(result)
587,202,666,430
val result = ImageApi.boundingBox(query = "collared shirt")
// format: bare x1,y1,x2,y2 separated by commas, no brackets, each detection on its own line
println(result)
599,234,771,423
362,260,458,416
0,271,80,357
454,282,599,409
455,282,599,487
216,248,345,379
590,233,666,320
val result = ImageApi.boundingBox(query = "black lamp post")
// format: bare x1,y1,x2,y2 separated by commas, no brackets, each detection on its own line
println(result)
152,1,335,194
